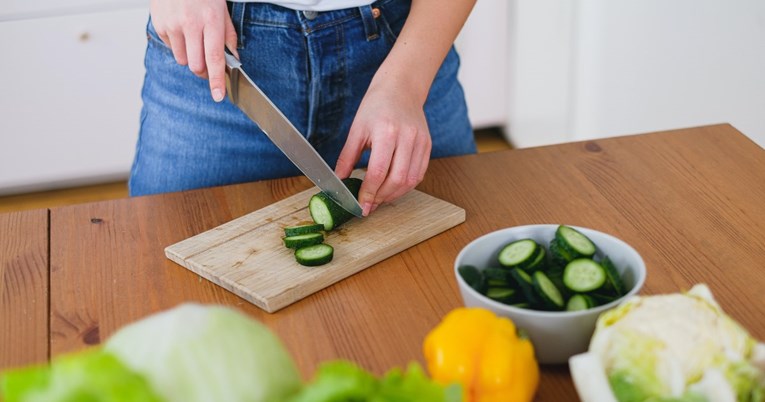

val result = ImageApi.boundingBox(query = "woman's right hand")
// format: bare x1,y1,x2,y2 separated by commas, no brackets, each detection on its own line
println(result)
149,0,238,102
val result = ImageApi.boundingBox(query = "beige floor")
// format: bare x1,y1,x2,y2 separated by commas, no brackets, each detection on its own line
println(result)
0,128,511,213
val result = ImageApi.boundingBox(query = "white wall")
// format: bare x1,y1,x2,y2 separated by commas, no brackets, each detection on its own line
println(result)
456,0,509,129
506,0,765,149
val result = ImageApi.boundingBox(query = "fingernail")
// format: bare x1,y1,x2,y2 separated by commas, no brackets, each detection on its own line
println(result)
371,203,379,213
362,202,372,217
212,88,224,102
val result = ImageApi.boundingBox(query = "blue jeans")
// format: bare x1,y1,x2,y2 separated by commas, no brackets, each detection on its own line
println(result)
129,0,476,196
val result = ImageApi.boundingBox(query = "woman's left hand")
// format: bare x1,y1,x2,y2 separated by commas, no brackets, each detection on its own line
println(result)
334,75,432,217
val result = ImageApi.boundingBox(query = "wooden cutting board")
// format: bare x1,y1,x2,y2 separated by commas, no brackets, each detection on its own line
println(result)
165,185,465,313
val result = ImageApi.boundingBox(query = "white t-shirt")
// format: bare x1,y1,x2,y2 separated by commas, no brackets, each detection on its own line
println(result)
232,1,376,12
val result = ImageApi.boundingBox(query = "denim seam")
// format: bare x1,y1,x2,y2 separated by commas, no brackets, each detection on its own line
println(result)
243,19,301,30
243,14,358,33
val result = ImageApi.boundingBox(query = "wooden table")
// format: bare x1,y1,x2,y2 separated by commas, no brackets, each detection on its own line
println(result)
2,124,765,401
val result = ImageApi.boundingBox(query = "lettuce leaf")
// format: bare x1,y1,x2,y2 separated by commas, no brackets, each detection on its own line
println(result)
1,349,163,402
287,360,460,402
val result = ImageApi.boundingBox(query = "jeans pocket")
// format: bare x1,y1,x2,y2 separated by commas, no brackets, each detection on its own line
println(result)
145,17,173,51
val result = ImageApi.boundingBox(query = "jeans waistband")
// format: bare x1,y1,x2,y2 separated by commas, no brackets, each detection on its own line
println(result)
228,0,396,39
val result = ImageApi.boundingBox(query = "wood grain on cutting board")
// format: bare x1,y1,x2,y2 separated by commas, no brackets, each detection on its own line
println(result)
165,186,465,313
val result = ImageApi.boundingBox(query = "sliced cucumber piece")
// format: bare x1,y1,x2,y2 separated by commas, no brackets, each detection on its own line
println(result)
549,237,575,267
510,268,540,307
486,287,517,303
566,294,595,311
483,267,512,286
309,178,362,231
589,292,619,306
601,256,627,296
523,245,547,272
487,278,509,287
283,232,324,249
458,265,488,294
563,258,607,292
498,239,540,268
556,225,596,258
532,271,565,310
284,223,325,237
295,244,334,266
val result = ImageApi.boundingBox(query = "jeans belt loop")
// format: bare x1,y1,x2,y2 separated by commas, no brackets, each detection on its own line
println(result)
359,5,380,41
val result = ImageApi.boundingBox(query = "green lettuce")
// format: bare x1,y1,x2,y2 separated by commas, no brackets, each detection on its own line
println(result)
287,360,461,402
1,349,162,402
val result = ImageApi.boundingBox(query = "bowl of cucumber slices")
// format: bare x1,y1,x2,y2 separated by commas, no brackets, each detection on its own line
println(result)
454,224,646,364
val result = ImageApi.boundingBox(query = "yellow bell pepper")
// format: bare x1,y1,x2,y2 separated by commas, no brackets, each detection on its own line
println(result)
423,308,539,402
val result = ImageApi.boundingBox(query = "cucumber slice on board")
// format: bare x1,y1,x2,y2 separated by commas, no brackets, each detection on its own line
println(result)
282,232,324,249
295,244,334,266
284,223,325,237
309,178,362,231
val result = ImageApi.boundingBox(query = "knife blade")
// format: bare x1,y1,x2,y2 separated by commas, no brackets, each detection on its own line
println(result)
224,52,363,217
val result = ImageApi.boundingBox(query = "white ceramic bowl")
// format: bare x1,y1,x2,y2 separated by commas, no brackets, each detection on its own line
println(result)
454,224,646,364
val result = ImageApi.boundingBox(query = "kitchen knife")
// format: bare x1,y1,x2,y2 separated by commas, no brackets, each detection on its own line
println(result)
224,52,363,217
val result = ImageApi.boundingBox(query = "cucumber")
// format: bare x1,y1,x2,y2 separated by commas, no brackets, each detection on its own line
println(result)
483,268,512,286
486,287,517,303
458,265,488,294
555,225,596,258
295,244,334,266
498,239,540,268
566,294,595,311
309,178,362,231
563,258,607,292
282,232,324,249
523,245,547,272
284,223,325,237
549,237,575,267
588,292,620,306
532,271,565,310
601,256,627,296
509,268,541,307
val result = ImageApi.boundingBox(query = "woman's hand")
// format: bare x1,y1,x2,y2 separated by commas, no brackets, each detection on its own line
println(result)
336,0,477,216
149,0,238,102
335,76,432,217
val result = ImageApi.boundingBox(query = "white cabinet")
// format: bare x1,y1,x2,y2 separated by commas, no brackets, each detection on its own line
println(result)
505,0,765,149
0,3,147,195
